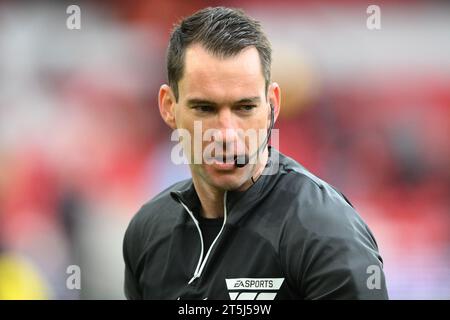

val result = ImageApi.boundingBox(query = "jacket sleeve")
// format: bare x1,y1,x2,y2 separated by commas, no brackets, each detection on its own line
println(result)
282,182,389,300
123,212,143,300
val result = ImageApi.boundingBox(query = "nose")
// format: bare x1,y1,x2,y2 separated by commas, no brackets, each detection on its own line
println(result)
216,108,242,153
217,108,234,130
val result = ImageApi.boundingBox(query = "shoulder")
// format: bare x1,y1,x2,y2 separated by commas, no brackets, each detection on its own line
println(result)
274,154,387,298
275,152,376,246
123,179,191,257
130,179,191,227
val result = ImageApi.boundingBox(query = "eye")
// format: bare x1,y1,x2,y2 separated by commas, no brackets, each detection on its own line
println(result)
193,105,215,113
238,105,256,112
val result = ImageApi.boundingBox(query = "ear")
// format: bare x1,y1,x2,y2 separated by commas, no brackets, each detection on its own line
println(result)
158,84,177,130
268,82,281,123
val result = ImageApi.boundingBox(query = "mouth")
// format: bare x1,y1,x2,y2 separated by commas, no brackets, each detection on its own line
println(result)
210,159,236,171
205,154,244,171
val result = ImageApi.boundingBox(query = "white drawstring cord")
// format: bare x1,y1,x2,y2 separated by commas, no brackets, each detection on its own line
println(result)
195,191,228,280
179,191,228,285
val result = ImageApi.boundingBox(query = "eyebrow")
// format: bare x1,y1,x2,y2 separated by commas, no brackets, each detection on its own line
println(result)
235,97,261,104
186,96,261,106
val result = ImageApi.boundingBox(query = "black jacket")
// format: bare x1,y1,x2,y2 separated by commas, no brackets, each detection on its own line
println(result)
123,148,388,299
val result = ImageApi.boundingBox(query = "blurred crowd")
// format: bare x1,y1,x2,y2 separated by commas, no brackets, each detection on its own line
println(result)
0,0,448,299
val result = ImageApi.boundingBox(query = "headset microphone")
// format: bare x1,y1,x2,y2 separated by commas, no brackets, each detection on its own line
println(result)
234,154,249,168
234,104,274,168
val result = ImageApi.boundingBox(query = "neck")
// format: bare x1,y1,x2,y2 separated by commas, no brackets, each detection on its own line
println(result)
191,147,269,219
193,180,225,219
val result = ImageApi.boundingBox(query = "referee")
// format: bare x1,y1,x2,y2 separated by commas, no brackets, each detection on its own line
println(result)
123,6,388,300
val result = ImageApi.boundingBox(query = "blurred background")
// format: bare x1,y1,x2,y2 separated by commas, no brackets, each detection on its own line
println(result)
0,0,448,299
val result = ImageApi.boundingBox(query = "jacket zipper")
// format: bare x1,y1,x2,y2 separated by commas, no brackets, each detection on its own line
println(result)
178,191,228,285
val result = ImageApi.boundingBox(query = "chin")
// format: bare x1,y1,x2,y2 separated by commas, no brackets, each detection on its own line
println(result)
202,167,249,191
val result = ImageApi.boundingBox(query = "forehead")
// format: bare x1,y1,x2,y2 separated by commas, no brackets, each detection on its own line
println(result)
179,44,265,103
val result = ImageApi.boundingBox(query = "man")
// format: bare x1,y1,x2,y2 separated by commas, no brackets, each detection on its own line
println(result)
123,6,388,300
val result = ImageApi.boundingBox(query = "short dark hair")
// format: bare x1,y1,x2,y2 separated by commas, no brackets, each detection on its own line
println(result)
166,6,272,102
